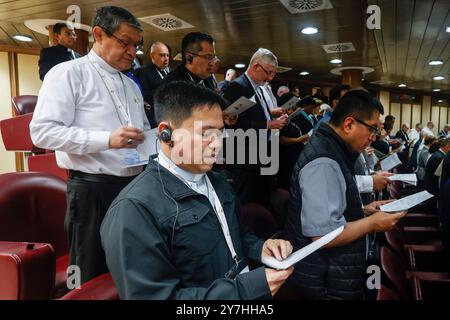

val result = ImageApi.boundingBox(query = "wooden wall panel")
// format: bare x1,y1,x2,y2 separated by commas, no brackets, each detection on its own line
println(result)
422,96,431,124
379,90,390,113
431,106,440,136
412,104,422,128
401,104,412,128
390,103,401,133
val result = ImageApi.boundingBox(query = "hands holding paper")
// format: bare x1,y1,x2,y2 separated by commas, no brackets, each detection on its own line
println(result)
372,171,393,191
367,210,407,232
270,107,285,118
262,239,294,296
364,199,394,216
223,114,238,126
268,114,288,130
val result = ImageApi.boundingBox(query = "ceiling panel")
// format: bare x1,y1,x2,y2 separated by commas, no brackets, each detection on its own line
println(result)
0,0,447,96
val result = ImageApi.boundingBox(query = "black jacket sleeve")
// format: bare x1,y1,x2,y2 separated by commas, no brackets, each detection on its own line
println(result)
100,199,271,300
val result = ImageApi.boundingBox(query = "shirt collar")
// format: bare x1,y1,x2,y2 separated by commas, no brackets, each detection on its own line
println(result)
158,151,205,184
88,49,120,74
244,71,261,90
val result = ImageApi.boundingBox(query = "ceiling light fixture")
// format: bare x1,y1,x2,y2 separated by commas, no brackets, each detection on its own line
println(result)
429,59,443,66
398,84,407,87
301,27,318,35
433,75,445,81
446,26,450,33
299,71,309,76
235,63,246,69
433,89,441,92
330,59,342,64
13,34,32,42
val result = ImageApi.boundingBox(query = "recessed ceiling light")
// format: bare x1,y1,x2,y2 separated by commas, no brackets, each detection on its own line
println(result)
301,27,318,35
438,100,444,103
235,63,246,69
429,59,443,66
13,34,32,42
446,26,450,33
299,71,309,76
433,75,445,81
330,59,342,64
433,89,441,92
398,84,407,87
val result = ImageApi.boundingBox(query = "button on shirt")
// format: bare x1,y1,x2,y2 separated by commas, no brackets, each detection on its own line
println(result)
30,49,151,177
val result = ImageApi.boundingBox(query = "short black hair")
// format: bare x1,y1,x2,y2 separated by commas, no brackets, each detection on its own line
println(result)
299,96,316,107
181,32,215,64
92,6,142,35
385,115,396,124
329,84,350,104
154,80,227,126
329,90,383,126
53,23,69,35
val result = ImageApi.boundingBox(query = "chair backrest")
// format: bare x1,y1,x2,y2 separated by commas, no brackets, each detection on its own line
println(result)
242,203,278,240
380,246,409,299
377,284,402,300
60,273,119,300
269,188,290,228
12,95,38,115
0,172,68,257
385,229,407,267
28,153,68,182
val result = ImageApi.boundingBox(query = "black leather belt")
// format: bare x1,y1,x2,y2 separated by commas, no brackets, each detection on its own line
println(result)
68,170,138,184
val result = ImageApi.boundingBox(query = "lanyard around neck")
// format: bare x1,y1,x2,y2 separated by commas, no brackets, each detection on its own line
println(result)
88,55,133,126
157,154,239,264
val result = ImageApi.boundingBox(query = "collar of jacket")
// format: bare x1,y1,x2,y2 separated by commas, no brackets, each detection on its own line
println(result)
145,158,233,202
316,122,360,168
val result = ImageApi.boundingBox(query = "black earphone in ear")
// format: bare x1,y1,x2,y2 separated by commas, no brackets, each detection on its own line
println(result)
160,127,172,142
186,54,193,64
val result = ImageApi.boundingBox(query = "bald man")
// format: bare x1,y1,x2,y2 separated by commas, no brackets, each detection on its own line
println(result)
135,41,171,127
217,68,237,93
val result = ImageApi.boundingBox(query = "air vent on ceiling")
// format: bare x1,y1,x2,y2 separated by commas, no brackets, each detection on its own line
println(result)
321,42,355,53
279,0,333,14
370,80,395,86
139,13,194,31
277,66,292,73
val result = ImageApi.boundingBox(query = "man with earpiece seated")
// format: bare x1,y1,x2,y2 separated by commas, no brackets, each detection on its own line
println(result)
100,81,294,300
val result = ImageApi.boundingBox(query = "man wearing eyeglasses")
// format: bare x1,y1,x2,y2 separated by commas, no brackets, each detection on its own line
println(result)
284,90,406,300
222,48,288,206
164,32,218,91
38,22,81,81
30,6,151,284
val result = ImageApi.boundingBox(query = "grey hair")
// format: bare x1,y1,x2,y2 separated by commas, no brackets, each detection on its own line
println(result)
150,42,168,54
249,48,278,67
92,6,142,36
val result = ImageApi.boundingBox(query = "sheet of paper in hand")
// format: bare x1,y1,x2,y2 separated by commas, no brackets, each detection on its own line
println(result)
261,226,344,270
381,153,402,171
280,96,300,110
388,173,418,186
223,96,256,116
379,191,434,212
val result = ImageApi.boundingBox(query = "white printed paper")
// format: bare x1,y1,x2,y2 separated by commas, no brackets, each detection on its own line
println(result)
381,153,402,171
261,226,344,270
388,173,418,186
307,129,313,137
123,129,158,168
280,96,300,110
380,191,434,212
223,96,256,116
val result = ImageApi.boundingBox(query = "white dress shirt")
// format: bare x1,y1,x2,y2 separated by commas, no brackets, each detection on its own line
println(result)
408,128,420,146
30,49,151,177
421,127,435,137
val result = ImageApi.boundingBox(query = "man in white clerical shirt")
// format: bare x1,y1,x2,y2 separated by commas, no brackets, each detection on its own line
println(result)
30,6,151,285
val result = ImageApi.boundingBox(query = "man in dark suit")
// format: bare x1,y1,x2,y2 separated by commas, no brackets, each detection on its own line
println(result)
38,23,80,81
135,42,171,127
395,123,413,148
222,48,287,206
425,138,450,195
164,32,218,91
